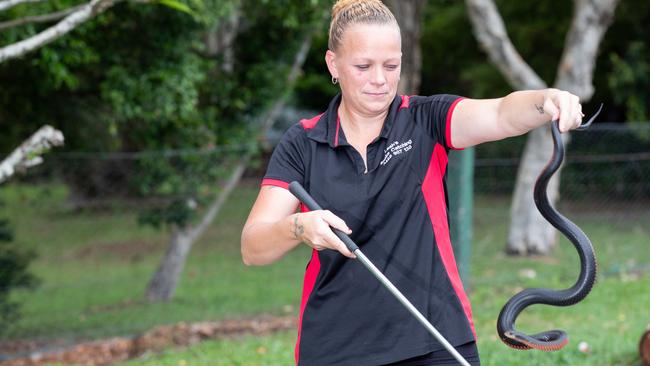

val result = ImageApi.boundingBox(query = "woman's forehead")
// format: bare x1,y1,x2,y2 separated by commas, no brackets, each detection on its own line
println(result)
338,23,401,56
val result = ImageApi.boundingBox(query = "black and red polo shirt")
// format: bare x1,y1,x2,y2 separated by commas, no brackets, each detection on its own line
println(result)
261,93,475,365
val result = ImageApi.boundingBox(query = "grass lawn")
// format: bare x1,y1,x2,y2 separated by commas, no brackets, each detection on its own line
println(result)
1,183,649,365
1,182,311,341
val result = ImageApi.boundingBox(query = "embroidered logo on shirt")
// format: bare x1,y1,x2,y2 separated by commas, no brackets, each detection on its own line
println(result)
380,139,413,166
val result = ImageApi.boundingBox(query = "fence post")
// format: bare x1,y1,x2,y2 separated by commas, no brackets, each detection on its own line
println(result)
448,148,474,284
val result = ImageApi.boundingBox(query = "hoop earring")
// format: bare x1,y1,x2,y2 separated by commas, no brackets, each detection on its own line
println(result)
332,77,338,85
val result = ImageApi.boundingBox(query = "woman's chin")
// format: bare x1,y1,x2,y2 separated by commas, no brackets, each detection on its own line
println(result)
361,95,392,112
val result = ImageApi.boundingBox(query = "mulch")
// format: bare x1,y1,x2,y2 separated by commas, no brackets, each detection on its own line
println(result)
0,315,297,366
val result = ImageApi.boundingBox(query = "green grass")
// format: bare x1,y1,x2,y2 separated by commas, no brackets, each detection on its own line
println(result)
1,182,310,341
1,184,649,365
467,196,649,365
122,331,296,366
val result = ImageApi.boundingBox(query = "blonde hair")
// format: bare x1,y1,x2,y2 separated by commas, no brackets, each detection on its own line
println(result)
328,0,399,51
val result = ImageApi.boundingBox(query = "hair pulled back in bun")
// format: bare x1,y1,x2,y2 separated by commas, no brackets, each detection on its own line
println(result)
329,0,399,51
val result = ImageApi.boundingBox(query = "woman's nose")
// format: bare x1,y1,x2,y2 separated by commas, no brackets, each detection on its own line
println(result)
370,66,386,85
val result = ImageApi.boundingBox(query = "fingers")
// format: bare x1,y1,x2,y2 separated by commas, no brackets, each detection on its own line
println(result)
322,210,352,235
559,93,571,132
300,210,356,259
546,90,583,133
565,93,582,132
322,229,356,258
320,210,355,258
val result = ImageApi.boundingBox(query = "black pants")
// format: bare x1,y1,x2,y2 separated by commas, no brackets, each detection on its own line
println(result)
383,342,481,366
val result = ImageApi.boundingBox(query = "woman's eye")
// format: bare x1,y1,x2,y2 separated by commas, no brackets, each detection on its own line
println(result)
355,65,370,70
386,65,398,70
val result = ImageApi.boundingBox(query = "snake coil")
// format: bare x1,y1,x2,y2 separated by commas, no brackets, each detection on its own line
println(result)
497,106,602,351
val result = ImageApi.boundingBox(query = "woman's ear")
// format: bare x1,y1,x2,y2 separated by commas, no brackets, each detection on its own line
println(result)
325,50,338,79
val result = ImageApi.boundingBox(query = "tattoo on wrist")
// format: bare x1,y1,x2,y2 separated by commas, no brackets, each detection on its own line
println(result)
535,103,545,115
293,215,304,240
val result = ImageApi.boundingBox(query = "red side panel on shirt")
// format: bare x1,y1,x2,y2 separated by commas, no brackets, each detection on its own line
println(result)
295,204,319,365
265,114,324,363
421,143,476,337
445,97,465,150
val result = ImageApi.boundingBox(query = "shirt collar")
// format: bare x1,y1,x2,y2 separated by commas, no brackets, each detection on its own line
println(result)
306,93,403,148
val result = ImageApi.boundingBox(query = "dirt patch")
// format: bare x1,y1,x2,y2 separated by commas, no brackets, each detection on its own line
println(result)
83,298,144,316
0,315,297,366
64,239,162,262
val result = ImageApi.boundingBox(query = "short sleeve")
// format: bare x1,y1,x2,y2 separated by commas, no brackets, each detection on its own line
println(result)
409,94,464,150
261,124,307,189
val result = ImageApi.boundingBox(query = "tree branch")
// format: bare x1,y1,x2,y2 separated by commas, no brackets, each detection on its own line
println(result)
464,0,546,90
555,0,620,98
0,0,121,63
198,4,240,64
0,4,85,31
0,125,64,184
0,0,45,12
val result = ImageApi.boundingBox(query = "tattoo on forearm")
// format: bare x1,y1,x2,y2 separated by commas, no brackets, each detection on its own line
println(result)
535,103,545,115
293,216,304,240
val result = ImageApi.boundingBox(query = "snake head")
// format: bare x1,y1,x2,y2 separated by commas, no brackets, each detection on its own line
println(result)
503,329,568,352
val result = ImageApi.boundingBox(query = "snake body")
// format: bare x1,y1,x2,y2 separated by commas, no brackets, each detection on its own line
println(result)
496,119,598,351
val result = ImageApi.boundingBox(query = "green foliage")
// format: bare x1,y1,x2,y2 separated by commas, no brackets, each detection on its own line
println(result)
608,42,649,125
154,0,198,17
0,215,38,332
420,1,574,97
120,0,330,228
1,0,331,228
293,29,340,110
420,0,509,98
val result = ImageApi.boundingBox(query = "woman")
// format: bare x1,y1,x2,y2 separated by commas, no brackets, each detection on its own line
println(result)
241,1,584,365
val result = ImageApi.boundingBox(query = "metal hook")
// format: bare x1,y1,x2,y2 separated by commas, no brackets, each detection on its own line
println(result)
576,103,603,131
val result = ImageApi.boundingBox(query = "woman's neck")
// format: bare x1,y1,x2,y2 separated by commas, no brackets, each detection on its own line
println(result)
337,99,388,140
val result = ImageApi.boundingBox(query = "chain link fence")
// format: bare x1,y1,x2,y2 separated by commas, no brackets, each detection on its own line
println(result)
3,122,648,234
473,123,650,220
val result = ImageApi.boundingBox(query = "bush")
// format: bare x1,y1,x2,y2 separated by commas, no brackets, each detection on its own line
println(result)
0,216,39,332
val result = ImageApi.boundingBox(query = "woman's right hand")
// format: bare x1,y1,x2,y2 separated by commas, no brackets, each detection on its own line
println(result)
292,210,356,258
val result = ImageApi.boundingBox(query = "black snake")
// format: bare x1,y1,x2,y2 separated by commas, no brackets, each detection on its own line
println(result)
497,105,602,351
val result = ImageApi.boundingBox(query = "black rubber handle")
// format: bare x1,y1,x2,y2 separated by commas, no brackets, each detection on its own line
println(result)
288,181,359,253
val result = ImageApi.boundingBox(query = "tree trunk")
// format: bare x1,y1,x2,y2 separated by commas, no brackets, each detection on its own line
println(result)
146,227,193,301
465,0,619,255
507,127,564,254
507,0,619,254
145,160,249,301
386,0,426,95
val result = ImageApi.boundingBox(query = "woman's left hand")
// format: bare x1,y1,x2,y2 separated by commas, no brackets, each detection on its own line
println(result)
541,88,584,133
